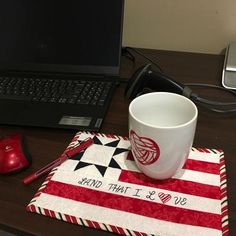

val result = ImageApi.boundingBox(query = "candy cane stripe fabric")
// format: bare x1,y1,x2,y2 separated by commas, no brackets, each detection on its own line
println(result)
27,131,229,236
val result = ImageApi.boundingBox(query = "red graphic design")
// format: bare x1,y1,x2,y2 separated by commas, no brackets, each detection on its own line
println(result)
129,130,160,165
158,192,172,204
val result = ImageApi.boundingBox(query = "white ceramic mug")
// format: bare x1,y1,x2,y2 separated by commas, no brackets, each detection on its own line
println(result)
129,92,198,180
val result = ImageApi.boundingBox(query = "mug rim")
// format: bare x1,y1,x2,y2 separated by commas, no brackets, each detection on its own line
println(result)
129,92,198,129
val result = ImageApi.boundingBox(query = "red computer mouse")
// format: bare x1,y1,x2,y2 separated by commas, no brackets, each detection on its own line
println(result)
0,134,31,174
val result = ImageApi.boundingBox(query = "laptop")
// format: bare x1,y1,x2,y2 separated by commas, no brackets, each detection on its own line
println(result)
0,0,124,131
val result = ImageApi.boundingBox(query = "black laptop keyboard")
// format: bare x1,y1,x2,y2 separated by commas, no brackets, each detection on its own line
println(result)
0,76,113,106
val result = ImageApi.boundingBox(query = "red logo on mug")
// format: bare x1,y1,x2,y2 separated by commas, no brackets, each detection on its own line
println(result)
130,130,160,165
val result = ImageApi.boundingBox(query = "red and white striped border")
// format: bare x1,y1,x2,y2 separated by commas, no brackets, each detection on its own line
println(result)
219,152,229,236
26,131,229,236
191,148,229,235
26,204,152,236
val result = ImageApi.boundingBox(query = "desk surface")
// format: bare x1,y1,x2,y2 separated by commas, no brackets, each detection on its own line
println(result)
0,49,235,236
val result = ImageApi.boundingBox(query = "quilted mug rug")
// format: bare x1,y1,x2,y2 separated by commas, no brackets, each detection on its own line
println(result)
27,131,229,236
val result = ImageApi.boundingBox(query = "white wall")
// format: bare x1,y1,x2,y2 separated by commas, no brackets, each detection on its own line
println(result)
123,0,236,54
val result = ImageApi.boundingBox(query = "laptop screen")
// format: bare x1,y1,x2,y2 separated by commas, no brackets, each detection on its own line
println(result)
0,0,124,76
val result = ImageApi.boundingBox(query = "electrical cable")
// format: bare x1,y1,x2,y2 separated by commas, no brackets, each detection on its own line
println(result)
185,83,236,111
124,46,236,114
122,48,136,62
124,47,164,73
194,96,236,106
192,98,236,114
184,83,236,96
190,92,236,114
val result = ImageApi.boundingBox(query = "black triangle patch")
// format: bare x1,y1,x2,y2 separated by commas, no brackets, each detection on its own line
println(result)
113,148,128,156
95,165,107,176
93,136,103,145
72,151,85,161
74,161,91,171
105,140,119,147
108,158,121,169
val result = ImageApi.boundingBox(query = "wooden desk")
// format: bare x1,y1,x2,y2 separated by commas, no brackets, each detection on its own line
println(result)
0,49,235,236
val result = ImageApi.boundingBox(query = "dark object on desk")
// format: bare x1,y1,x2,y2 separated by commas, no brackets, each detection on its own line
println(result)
0,134,31,174
125,64,236,114
0,0,124,131
125,64,185,100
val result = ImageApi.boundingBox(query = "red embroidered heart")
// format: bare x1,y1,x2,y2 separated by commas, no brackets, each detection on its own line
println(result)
129,130,160,165
158,192,172,204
